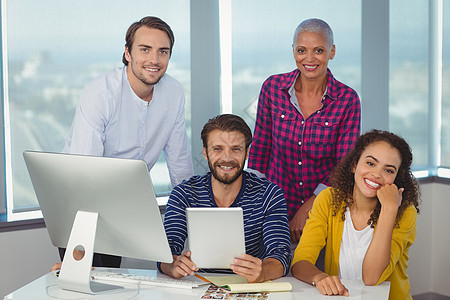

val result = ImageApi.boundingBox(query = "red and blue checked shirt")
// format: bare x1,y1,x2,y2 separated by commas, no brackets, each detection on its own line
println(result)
248,68,360,219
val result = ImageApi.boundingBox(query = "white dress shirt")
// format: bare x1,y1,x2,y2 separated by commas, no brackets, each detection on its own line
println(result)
63,67,193,187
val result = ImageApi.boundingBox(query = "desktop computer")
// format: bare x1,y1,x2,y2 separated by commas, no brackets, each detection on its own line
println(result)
23,151,173,294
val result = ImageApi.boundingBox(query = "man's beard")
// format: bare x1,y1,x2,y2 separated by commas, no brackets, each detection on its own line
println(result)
208,159,244,185
130,61,165,86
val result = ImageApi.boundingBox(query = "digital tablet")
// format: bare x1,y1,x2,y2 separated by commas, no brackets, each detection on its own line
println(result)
186,207,246,269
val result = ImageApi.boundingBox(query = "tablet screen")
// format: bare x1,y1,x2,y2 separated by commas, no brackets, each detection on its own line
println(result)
186,207,246,269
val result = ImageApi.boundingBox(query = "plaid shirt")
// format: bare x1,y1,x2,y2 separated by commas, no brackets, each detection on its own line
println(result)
248,68,360,219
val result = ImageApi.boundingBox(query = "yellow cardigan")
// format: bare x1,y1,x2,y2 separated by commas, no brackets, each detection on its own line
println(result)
292,187,417,300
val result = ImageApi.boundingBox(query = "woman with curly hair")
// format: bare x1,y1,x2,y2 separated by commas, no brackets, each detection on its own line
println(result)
291,130,420,299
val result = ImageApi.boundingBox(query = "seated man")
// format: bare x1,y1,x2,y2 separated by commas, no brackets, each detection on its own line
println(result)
160,114,291,282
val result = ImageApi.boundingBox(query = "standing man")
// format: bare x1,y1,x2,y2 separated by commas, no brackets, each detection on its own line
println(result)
62,16,193,267
160,114,291,282
64,16,193,187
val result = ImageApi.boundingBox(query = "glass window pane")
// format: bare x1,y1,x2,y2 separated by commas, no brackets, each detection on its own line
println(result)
442,0,450,167
3,1,190,210
389,0,429,169
231,0,361,132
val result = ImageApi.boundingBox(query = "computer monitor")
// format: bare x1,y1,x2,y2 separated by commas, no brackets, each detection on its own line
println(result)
23,151,173,294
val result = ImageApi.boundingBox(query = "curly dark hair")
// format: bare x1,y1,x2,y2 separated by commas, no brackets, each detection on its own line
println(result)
329,129,420,227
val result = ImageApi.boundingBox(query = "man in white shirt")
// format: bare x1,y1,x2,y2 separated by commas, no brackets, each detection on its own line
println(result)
61,16,194,267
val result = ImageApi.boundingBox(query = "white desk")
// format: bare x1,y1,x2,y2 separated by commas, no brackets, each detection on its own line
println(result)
4,269,390,300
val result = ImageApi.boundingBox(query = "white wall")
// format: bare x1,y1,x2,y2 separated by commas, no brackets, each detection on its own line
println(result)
408,183,433,295
0,227,159,298
430,183,450,296
408,182,450,297
0,227,59,298
1,181,449,298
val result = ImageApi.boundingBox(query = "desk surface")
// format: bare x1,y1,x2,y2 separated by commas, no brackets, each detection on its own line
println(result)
4,268,390,300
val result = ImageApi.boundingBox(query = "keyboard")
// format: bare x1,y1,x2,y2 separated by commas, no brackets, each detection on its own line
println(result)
90,270,208,289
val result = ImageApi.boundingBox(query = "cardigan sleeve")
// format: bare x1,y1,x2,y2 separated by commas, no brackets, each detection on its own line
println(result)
376,205,417,284
291,187,332,266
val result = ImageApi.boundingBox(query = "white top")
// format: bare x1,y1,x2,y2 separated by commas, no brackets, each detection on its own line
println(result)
63,67,193,187
339,209,374,280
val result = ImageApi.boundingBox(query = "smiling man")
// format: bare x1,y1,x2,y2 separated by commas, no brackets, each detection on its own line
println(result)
61,16,193,268
160,114,291,283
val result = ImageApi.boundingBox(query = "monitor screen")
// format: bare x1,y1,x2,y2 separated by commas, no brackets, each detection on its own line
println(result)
23,151,173,264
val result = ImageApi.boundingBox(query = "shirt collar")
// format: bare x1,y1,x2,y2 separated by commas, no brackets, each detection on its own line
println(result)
124,66,164,107
324,68,338,101
278,69,299,90
281,68,338,102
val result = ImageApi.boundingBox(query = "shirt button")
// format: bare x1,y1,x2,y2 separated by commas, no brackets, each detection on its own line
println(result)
281,114,285,119
299,181,303,186
298,141,302,146
325,121,329,126
301,200,304,204
301,120,304,125
298,161,302,166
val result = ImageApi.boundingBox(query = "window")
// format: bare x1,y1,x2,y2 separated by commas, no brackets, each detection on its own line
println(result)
230,0,361,132
1,0,190,216
389,0,429,169
442,0,450,167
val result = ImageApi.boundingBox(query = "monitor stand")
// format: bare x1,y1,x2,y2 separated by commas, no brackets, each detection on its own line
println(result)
58,210,123,294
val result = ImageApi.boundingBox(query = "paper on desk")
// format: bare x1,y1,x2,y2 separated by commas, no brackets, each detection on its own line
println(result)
200,275,247,285
199,275,292,293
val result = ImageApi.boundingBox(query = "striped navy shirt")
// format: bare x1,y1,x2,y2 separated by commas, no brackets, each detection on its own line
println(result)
163,171,292,276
